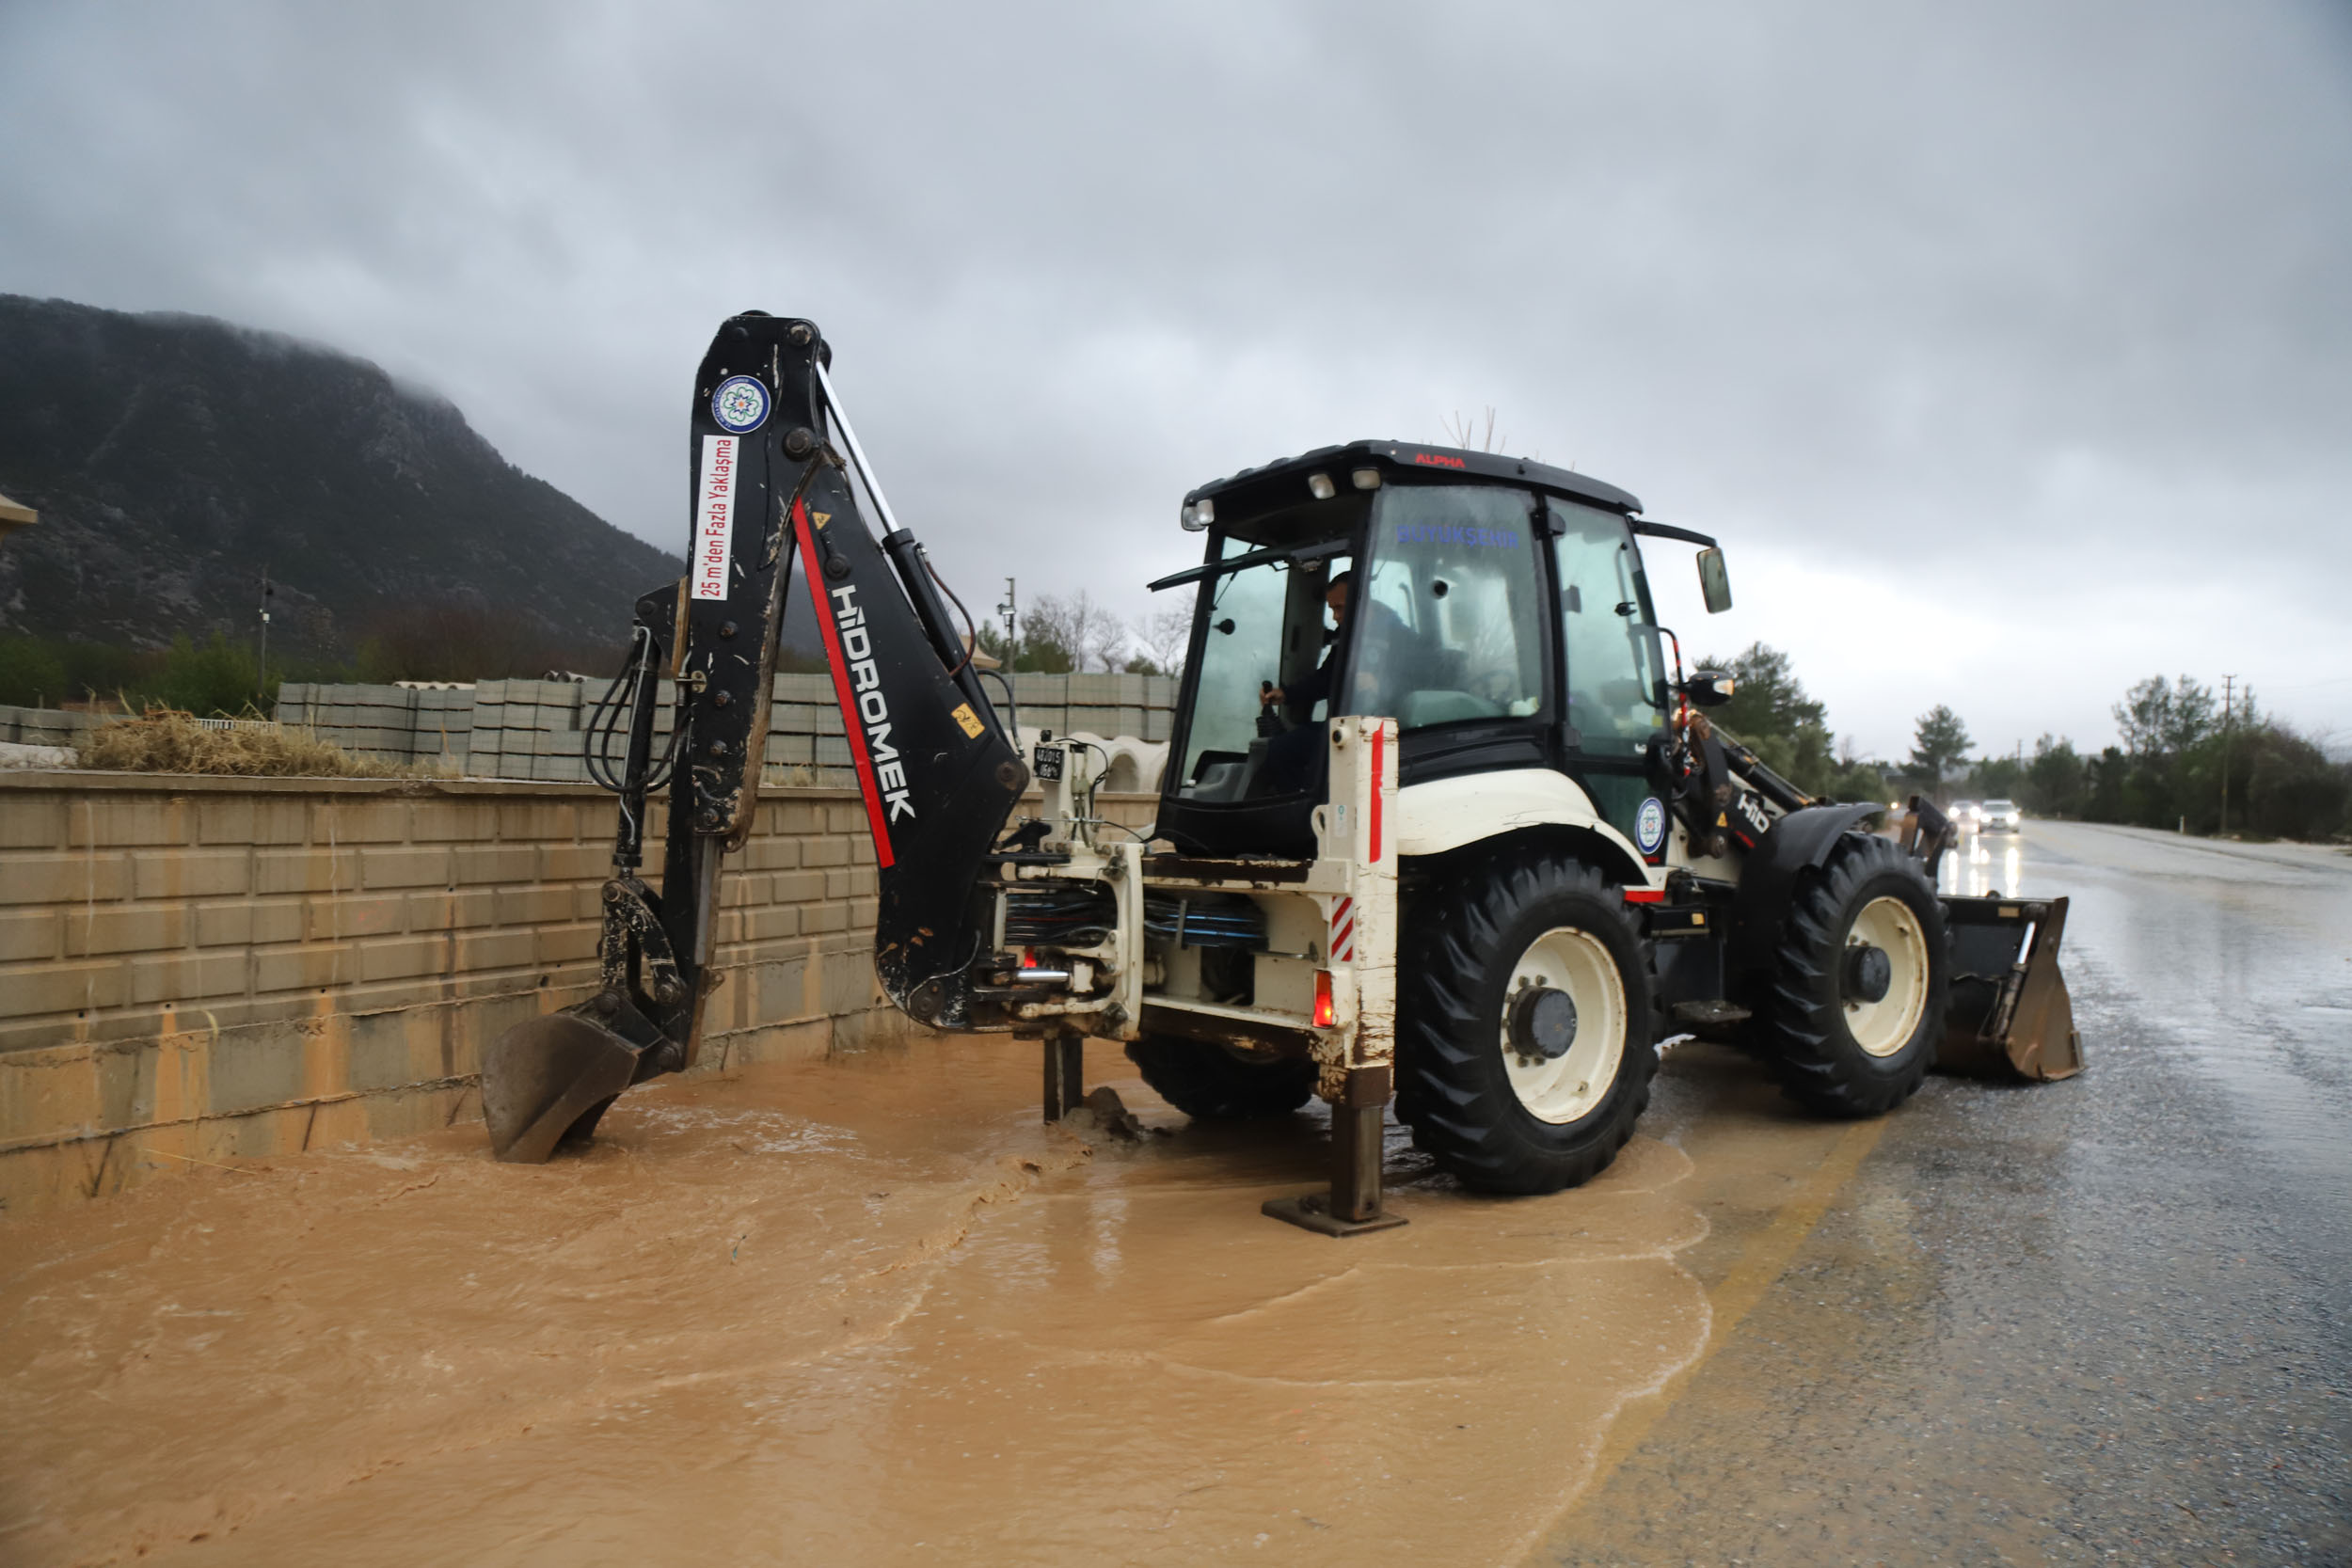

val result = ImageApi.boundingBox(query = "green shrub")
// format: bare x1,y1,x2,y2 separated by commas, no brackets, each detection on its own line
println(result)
0,636,69,707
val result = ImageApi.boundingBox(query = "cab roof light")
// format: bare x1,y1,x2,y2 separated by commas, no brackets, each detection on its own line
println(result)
1351,468,1381,490
1307,472,1337,501
1180,498,1215,531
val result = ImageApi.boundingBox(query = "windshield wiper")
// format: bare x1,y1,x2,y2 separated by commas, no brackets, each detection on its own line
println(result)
1149,537,1348,593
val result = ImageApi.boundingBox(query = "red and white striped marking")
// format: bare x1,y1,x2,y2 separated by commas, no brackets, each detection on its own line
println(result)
1328,895,1356,962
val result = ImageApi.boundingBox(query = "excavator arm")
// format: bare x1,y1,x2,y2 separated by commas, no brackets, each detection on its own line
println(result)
481,314,1027,1162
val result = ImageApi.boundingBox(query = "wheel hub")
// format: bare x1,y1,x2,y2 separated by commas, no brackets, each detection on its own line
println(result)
1843,895,1932,1058
1843,942,1893,1004
1498,927,1629,1125
1509,986,1579,1063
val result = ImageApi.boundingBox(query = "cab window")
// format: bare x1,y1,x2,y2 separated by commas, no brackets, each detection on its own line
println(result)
1549,499,1664,758
1352,486,1545,731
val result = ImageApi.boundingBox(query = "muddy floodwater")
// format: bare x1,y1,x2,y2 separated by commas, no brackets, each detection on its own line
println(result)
3,1038,1724,1567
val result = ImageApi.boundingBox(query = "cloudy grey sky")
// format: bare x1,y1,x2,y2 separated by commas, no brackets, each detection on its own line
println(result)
4,1,2347,759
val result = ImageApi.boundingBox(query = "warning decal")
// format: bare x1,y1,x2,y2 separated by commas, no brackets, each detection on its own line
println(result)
691,435,738,601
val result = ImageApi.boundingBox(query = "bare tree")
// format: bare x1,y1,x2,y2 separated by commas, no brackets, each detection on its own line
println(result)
1442,406,1508,452
1025,590,1128,673
1131,602,1192,676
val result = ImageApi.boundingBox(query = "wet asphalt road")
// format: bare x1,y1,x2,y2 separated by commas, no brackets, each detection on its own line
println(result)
1541,822,2352,1566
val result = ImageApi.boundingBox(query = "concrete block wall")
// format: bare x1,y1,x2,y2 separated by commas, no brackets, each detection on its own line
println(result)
0,772,1157,1214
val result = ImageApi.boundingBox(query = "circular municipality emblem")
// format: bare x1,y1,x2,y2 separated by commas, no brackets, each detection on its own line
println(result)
1635,796,1667,855
710,374,771,435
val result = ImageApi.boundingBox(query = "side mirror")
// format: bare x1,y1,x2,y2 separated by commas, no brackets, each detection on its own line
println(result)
1696,547,1733,614
1681,669,1736,707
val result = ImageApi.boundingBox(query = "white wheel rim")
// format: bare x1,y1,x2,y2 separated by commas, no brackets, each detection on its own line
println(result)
1845,895,1931,1057
1499,927,1628,1124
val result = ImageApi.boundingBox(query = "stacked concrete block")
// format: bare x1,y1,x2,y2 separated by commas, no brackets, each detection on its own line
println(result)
269,669,1179,784
466,679,592,784
987,673,1178,745
410,687,475,765
274,682,465,767
272,681,323,731
0,706,103,748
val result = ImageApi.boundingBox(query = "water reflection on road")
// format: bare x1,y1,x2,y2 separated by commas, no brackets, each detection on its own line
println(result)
1941,827,2028,900
1950,819,2352,1222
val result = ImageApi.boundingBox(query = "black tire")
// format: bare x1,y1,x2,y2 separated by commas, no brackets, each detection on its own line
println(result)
1395,853,1657,1195
1124,1036,1317,1119
1762,832,1947,1117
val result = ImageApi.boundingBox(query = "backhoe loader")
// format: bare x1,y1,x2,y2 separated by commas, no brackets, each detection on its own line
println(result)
482,313,2080,1234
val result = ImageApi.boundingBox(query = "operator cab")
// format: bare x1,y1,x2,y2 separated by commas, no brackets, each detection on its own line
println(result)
1153,441,1673,859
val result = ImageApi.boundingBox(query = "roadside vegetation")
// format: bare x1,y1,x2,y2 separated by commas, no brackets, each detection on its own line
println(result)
1694,642,1889,803
0,630,281,717
1955,676,2346,842
0,601,621,718
1696,647,2346,843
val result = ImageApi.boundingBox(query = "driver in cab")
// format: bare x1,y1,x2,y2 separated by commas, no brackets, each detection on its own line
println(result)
1254,569,1408,794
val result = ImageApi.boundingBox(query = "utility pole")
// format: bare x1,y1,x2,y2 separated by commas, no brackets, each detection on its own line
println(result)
994,577,1018,670
2220,673,2236,835
257,566,275,707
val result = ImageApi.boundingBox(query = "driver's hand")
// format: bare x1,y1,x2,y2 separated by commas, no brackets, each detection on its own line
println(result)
1261,686,1283,705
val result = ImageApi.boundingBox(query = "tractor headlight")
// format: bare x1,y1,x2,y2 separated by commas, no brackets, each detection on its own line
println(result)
1180,498,1215,531
1351,468,1381,490
1307,472,1336,500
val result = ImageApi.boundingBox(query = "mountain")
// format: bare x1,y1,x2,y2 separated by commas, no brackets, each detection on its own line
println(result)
0,294,681,669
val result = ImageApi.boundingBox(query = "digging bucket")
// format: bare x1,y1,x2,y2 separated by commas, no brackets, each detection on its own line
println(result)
1937,895,2084,1082
480,1010,646,1164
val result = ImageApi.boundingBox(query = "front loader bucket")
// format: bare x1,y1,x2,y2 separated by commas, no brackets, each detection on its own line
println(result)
481,1010,644,1164
1937,895,2084,1083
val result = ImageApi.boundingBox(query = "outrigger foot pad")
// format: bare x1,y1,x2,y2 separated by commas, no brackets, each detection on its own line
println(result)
1262,1194,1409,1237
1264,1095,1407,1234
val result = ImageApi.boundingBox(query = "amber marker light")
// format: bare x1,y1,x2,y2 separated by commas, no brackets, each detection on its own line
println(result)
1313,970,1335,1028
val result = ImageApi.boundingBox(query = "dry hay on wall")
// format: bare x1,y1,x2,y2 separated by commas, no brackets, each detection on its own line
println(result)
74,711,446,779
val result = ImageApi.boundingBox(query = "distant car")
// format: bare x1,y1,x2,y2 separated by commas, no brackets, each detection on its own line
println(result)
1981,799,2022,833
1951,800,1982,832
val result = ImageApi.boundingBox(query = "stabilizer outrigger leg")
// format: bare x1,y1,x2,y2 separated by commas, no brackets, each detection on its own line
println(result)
1263,1067,1407,1237
1041,1026,1086,1122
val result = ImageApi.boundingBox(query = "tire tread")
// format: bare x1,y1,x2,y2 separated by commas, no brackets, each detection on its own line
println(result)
1124,1037,1317,1119
1762,832,1947,1117
1395,852,1657,1194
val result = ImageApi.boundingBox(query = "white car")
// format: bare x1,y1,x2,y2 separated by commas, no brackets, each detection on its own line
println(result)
1981,799,2022,833
1950,800,1982,832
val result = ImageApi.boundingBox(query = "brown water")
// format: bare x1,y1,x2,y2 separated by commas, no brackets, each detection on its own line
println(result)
1,1038,1714,1567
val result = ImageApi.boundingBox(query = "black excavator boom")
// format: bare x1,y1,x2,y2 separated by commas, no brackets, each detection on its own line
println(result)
481,314,1027,1162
